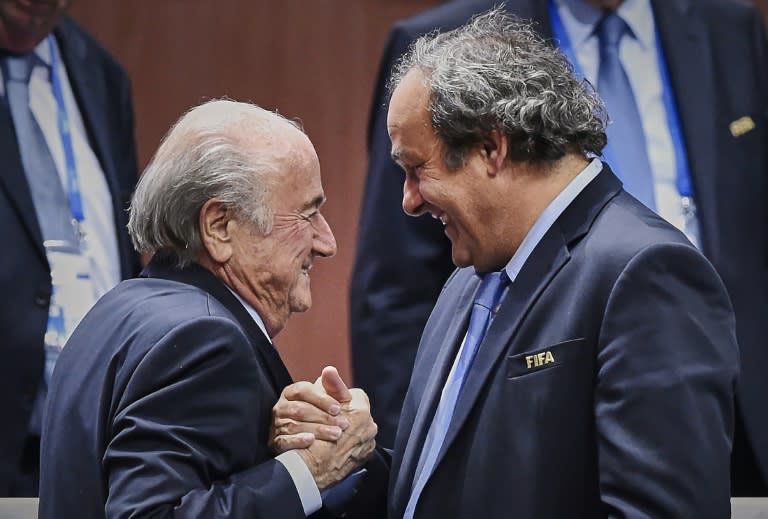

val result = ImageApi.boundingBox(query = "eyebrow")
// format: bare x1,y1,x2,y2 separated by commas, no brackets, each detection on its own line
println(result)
301,194,326,213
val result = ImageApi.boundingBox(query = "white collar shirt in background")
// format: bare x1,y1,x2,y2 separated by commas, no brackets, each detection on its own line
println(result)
555,0,700,247
0,37,121,298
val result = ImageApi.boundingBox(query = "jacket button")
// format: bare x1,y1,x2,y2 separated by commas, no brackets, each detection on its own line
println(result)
34,287,51,307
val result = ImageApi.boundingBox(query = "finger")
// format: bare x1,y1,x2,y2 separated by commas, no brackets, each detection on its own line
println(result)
271,432,315,453
320,366,352,403
273,401,350,430
283,382,342,416
348,388,371,408
273,417,346,439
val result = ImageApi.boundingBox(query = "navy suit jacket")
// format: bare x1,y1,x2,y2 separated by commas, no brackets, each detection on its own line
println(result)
39,255,333,518
0,17,139,493
384,166,738,518
349,0,768,489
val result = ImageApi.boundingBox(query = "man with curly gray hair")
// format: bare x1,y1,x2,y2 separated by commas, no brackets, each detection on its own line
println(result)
275,8,739,518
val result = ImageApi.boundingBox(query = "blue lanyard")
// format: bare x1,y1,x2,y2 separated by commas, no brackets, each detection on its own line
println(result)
547,0,693,198
47,35,85,223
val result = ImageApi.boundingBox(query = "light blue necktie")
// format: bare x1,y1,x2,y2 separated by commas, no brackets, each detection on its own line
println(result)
404,271,508,518
2,54,75,244
596,13,656,210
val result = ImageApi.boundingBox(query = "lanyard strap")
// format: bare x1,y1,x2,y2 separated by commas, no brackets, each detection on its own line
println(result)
47,35,85,223
547,0,693,198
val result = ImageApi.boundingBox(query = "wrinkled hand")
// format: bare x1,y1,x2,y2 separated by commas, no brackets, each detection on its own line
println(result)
271,366,378,491
270,366,352,453
297,388,377,490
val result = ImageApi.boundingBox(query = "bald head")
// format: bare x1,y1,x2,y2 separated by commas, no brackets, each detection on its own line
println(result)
128,99,316,266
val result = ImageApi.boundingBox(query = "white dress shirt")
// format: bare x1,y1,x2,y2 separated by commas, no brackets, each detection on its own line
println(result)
0,37,122,298
555,0,701,247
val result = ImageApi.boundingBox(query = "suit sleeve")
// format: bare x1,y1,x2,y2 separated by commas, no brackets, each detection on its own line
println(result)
103,317,306,519
349,23,455,447
595,243,739,518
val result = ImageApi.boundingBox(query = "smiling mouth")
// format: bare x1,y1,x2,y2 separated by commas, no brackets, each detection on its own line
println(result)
431,212,447,226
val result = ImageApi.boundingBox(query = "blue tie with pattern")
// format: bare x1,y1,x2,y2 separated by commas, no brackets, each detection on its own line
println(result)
2,53,74,243
596,13,656,210
404,271,509,518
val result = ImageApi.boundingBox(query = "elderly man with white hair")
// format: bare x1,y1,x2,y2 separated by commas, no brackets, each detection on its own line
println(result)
38,99,377,519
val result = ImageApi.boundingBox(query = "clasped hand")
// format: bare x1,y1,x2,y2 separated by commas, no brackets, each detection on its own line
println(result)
270,366,377,491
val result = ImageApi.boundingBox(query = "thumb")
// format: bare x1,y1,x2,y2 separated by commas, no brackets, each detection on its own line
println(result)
320,366,352,403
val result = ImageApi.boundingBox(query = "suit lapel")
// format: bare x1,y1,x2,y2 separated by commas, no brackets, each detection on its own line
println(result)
651,0,719,259
419,164,622,491
434,228,571,471
141,255,294,393
392,276,476,511
0,98,46,260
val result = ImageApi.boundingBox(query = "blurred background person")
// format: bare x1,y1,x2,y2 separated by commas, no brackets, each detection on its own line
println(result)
349,0,768,496
0,0,139,496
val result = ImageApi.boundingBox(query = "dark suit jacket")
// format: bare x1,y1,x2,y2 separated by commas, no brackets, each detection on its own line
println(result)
0,17,139,494
385,166,739,518
39,255,322,518
349,0,768,490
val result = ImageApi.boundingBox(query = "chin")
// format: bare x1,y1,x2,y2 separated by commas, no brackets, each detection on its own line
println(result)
288,293,312,314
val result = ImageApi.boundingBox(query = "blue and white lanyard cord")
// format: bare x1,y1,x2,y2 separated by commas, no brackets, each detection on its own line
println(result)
47,35,86,241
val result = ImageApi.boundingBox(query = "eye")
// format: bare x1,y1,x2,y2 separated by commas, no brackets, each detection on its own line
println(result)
301,210,321,223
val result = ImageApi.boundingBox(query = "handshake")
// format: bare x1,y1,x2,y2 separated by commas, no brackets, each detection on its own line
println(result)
270,367,378,491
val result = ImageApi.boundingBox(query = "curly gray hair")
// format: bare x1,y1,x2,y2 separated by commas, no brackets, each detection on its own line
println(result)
127,99,302,267
389,7,607,169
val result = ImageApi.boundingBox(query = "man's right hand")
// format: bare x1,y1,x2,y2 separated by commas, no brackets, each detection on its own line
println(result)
272,366,378,491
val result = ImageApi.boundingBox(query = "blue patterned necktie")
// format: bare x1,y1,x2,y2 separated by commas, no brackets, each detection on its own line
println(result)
404,271,509,518
596,13,656,210
2,53,75,243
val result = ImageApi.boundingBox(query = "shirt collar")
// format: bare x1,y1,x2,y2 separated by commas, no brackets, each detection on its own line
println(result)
499,158,603,282
226,286,273,344
554,0,655,51
33,36,53,68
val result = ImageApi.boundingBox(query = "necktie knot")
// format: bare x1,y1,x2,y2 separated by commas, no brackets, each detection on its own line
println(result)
474,270,508,312
1,53,37,84
596,13,628,51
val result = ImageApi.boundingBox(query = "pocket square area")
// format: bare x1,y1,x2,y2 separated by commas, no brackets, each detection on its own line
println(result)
506,338,586,379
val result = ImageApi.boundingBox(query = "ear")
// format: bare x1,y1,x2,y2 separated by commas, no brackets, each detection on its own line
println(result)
198,198,235,264
481,128,508,176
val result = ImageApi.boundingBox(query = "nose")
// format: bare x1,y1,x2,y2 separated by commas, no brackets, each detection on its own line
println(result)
313,213,337,258
402,171,426,217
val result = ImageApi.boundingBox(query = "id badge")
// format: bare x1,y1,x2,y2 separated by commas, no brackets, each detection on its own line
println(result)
44,240,97,350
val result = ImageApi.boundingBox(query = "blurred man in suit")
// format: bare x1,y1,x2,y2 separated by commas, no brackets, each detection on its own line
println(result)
285,10,740,517
39,100,377,518
349,0,768,495
0,0,139,496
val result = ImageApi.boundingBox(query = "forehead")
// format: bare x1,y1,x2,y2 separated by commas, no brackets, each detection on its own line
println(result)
387,69,431,132
387,69,436,161
270,130,324,208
